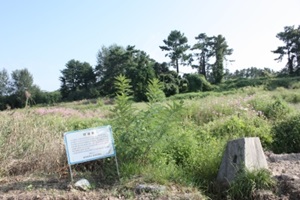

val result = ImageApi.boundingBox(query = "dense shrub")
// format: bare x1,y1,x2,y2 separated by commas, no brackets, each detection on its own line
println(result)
184,73,213,92
275,88,300,104
264,77,300,90
271,113,300,153
208,115,272,148
248,97,291,120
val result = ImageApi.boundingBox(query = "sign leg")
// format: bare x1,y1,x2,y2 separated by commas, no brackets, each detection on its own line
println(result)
114,156,120,181
69,164,74,183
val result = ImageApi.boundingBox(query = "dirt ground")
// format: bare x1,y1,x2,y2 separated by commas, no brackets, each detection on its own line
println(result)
264,152,300,200
1,152,300,200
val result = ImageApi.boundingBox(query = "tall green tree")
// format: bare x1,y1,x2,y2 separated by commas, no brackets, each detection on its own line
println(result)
126,51,156,101
160,30,190,74
191,33,214,78
0,68,10,96
272,25,300,75
212,35,233,83
11,68,34,93
95,45,156,100
95,45,129,96
9,68,36,108
60,59,96,100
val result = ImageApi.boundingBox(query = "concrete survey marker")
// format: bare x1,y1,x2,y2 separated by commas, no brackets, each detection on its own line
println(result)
64,125,115,165
217,137,268,183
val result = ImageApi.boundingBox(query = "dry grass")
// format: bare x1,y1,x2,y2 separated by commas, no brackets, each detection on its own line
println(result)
0,109,71,176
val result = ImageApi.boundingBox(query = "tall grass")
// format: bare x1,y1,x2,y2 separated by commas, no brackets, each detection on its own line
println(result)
228,169,276,200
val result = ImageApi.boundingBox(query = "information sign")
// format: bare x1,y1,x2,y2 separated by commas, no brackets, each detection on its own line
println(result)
64,125,115,165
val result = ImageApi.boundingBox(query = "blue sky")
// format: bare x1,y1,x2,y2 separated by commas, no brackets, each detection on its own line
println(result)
0,0,299,91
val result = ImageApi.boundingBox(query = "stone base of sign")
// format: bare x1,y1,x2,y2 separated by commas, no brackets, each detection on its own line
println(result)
217,137,268,183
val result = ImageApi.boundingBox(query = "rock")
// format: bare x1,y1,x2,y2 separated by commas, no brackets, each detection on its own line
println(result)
217,137,268,183
74,178,91,191
135,184,166,194
253,189,278,200
268,153,300,162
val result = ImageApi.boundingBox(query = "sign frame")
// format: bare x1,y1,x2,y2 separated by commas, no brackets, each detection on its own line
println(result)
64,125,119,182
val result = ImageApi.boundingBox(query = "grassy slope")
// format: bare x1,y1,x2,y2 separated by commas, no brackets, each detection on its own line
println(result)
1,77,300,198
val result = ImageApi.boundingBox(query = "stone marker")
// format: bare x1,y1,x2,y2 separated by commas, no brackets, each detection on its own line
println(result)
217,137,268,183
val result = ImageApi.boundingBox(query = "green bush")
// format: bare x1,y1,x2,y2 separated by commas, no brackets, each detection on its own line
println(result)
265,99,291,120
228,169,276,200
111,75,224,186
208,115,272,148
248,97,291,120
276,88,300,104
264,77,300,90
271,113,300,153
184,73,213,92
291,81,300,89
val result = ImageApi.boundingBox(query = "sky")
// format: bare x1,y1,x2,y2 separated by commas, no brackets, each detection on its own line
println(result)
0,0,299,92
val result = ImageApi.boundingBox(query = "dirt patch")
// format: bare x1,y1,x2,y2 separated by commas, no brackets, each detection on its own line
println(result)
1,152,300,199
265,152,300,199
0,176,206,200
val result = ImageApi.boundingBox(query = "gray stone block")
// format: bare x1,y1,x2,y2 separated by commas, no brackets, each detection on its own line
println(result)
217,137,268,183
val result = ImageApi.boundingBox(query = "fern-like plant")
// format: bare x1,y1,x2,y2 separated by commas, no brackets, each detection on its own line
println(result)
146,78,166,103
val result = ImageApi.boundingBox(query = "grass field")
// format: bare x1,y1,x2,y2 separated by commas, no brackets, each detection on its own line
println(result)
1,83,300,199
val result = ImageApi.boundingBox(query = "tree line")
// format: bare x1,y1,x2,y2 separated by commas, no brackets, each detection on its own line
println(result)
0,68,61,109
0,25,299,109
59,31,234,101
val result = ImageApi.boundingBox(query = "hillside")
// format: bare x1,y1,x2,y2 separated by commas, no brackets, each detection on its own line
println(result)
1,79,300,199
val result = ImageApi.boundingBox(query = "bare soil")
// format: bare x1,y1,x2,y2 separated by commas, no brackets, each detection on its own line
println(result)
1,152,300,200
264,152,300,200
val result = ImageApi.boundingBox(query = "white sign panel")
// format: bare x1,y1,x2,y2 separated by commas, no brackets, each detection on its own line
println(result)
64,125,115,165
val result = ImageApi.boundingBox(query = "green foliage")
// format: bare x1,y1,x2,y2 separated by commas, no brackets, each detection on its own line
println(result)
248,97,291,120
0,68,10,96
116,100,185,164
168,92,212,100
212,35,233,84
226,67,276,79
191,33,214,78
146,78,165,103
228,169,276,200
95,45,156,101
272,25,300,75
291,81,300,89
265,99,291,120
271,113,300,153
60,59,96,101
110,75,224,184
160,30,190,74
279,90,300,104
68,118,104,131
112,75,133,122
208,115,272,148
184,73,213,92
159,71,182,96
11,68,34,93
265,78,293,90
